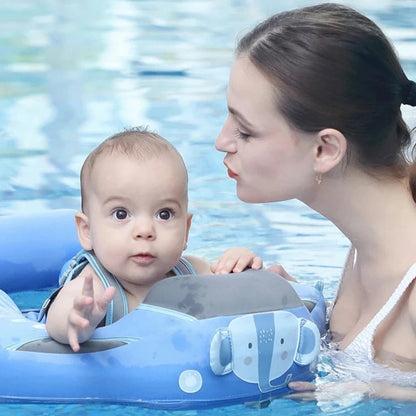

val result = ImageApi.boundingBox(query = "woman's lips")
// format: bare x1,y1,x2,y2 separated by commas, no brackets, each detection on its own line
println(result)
225,164,238,179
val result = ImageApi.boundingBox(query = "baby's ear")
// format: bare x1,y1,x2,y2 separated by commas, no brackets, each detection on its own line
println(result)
313,128,347,174
183,213,193,250
75,212,93,251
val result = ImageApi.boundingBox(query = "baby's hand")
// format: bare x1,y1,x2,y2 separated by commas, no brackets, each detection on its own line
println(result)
67,274,116,352
211,247,263,274
267,264,298,282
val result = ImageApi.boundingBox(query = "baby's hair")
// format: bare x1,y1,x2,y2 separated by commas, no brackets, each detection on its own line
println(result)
80,126,187,211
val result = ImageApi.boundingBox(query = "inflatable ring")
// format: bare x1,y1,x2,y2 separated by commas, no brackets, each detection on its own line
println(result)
0,210,326,409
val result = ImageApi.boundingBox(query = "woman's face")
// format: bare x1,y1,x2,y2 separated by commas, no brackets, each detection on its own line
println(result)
215,56,317,203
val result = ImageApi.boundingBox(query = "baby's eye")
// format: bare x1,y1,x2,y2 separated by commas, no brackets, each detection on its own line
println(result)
157,209,174,221
112,209,129,220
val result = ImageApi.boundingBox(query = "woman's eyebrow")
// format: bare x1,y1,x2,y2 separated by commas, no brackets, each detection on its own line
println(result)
227,105,255,128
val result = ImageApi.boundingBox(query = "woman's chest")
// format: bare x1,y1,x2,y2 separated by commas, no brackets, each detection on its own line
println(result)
330,278,416,366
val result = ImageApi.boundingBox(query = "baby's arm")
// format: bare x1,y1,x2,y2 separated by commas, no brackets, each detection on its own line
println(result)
211,247,263,274
45,265,116,352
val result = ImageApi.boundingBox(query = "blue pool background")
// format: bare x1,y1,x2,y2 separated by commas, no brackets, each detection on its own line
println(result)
0,0,415,414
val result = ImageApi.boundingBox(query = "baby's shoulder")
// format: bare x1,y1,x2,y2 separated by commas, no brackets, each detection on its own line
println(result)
183,255,212,275
66,263,105,291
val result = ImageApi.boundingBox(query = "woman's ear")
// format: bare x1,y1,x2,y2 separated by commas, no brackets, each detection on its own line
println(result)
183,213,193,250
75,211,93,251
313,128,347,174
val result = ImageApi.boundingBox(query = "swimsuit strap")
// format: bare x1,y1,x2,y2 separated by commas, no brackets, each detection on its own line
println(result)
172,257,197,275
346,262,416,359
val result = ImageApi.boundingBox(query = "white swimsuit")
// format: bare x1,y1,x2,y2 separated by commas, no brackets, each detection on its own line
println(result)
344,262,416,359
327,262,416,386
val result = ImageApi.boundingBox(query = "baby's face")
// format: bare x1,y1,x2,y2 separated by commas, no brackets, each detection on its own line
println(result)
83,151,191,291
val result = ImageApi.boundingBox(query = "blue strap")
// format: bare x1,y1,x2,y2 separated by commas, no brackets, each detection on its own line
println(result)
39,250,128,325
39,252,197,324
74,251,128,326
172,257,197,275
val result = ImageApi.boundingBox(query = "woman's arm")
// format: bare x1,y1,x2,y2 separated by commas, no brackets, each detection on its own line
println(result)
287,380,416,402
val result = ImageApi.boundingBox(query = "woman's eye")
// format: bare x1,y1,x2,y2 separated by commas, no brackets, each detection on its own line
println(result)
158,209,174,221
112,209,128,220
233,128,250,140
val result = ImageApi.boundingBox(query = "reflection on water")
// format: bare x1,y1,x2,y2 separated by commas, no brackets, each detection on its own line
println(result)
2,0,414,215
0,0,416,414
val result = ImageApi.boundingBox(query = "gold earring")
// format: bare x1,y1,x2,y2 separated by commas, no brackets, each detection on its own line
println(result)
315,173,322,185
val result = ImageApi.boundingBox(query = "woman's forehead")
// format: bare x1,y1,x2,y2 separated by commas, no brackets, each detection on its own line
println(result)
228,57,279,122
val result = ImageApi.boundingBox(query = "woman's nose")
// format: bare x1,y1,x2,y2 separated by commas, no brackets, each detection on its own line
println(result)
215,117,237,153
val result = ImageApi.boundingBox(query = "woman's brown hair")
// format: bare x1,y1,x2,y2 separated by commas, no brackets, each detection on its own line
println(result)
237,3,416,199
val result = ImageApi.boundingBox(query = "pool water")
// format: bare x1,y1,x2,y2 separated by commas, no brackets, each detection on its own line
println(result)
1,0,415,414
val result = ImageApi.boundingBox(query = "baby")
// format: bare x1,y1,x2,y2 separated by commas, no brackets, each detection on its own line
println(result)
46,127,262,351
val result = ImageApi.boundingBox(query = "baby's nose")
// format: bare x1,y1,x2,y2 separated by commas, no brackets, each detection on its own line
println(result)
133,219,155,240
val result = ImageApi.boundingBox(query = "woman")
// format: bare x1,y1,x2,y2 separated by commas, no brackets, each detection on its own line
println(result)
215,3,416,400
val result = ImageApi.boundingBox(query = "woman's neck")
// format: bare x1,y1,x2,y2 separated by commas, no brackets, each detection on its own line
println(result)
303,168,416,277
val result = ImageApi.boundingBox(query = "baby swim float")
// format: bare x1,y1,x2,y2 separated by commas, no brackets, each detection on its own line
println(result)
0,209,326,409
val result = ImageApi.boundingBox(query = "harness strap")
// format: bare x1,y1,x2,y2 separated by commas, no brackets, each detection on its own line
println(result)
39,252,196,325
69,251,128,326
39,250,128,325
172,257,197,276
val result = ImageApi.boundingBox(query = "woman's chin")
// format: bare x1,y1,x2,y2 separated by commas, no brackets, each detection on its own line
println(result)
237,188,287,204
236,190,264,203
